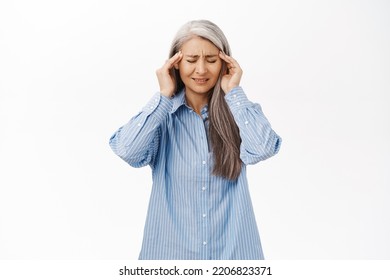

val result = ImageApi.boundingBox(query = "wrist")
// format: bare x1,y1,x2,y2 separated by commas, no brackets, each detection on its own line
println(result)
160,90,173,98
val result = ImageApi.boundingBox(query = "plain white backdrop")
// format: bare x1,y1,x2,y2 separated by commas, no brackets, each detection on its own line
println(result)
0,0,389,260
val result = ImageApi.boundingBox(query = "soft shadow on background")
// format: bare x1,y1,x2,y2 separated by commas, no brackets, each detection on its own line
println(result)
0,0,389,259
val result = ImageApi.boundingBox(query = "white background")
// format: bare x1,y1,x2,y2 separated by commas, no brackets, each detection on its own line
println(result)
0,0,389,260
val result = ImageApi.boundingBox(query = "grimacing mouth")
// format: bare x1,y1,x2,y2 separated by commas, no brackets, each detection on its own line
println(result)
192,78,209,83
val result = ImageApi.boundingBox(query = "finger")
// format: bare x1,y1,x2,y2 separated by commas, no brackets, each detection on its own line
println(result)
224,54,240,68
219,51,230,64
219,51,241,72
164,51,182,69
219,51,237,62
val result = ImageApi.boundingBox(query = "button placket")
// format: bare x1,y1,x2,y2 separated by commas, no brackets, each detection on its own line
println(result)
195,112,210,258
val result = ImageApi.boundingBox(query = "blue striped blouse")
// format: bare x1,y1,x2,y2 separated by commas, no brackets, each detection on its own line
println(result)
109,86,281,260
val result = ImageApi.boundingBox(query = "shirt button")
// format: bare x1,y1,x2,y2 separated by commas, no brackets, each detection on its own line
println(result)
202,160,206,165
236,102,240,105
202,214,207,218
150,106,154,109
203,241,207,246
233,94,237,98
202,186,206,191
244,121,248,125
137,123,141,126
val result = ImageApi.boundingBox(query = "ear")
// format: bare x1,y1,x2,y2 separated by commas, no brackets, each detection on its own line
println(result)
174,63,179,70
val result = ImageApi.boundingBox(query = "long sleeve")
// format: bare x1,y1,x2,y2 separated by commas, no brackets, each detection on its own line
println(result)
225,86,281,165
109,93,173,168
110,88,270,260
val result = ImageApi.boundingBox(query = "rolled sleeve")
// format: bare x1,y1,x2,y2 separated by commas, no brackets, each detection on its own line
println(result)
109,92,173,168
224,86,252,115
142,93,173,122
224,86,282,165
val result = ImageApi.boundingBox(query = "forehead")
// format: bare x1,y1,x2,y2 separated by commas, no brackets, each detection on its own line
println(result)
181,36,219,55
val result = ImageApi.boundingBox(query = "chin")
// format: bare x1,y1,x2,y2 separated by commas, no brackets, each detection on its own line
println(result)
194,88,214,95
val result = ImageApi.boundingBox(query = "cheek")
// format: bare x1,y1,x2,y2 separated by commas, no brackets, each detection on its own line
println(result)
211,63,222,77
178,63,193,76
213,60,223,71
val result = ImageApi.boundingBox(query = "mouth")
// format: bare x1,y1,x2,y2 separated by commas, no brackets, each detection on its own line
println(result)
192,78,209,84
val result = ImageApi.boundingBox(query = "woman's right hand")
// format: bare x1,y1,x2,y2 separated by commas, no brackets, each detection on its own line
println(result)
156,51,183,97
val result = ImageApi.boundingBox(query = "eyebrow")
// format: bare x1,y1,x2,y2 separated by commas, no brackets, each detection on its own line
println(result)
185,54,218,58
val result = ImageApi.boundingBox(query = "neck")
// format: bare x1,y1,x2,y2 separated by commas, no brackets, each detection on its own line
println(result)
185,90,209,115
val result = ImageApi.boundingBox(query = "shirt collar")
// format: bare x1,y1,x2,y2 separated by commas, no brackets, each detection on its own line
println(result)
171,88,186,114
170,88,209,116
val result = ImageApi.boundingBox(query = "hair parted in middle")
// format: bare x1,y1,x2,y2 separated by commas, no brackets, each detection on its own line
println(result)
168,19,242,181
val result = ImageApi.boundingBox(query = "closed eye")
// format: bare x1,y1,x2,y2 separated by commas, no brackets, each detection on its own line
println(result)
186,59,217,63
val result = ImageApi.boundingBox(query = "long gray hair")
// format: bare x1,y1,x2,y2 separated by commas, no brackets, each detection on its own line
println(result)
168,20,242,180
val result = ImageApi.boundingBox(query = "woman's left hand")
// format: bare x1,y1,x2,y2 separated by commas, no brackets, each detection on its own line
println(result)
219,51,243,94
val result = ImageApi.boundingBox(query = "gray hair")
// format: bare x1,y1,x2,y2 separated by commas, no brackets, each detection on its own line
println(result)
169,20,231,56
169,20,242,180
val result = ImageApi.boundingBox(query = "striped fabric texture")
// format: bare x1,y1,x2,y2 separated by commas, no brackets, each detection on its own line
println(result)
109,86,281,260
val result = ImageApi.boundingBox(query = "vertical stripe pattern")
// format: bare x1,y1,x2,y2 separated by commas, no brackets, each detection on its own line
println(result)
109,86,281,260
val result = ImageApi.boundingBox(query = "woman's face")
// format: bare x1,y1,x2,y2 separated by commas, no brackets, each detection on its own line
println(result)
177,36,222,97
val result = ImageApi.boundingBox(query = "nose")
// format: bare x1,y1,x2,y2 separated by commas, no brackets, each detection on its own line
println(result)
195,60,207,74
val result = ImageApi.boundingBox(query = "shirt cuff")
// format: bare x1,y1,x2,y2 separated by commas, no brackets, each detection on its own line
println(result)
142,92,173,122
224,86,252,115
